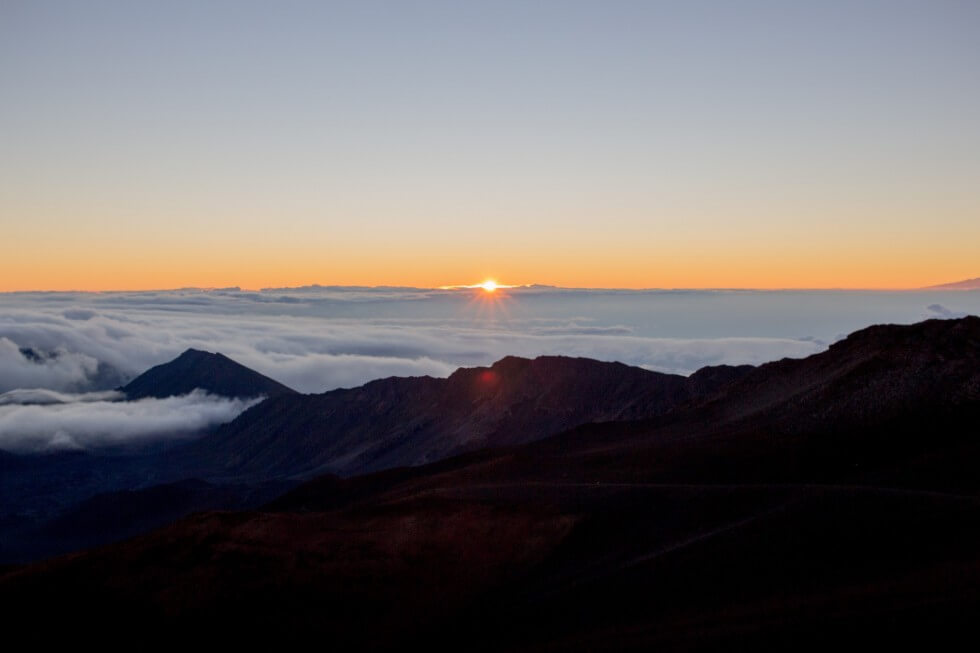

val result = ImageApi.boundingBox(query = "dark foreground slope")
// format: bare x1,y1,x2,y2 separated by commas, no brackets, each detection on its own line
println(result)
1,349,296,563
181,356,750,478
3,317,980,650
0,354,746,564
121,348,297,399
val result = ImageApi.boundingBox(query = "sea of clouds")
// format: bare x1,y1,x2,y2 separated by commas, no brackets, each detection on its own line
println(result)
0,390,261,453
1,286,977,452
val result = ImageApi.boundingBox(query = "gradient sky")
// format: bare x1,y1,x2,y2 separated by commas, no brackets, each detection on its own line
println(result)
2,0,978,291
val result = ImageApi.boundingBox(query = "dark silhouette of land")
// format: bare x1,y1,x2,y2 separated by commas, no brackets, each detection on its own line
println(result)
183,355,752,479
923,276,980,290
2,317,980,650
121,348,297,400
0,352,749,562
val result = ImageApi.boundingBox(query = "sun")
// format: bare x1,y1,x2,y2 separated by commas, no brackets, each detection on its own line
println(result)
438,279,518,292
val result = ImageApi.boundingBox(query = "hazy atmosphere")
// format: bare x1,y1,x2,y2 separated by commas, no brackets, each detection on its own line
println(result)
3,0,979,290
3,3,980,645
2,285,978,452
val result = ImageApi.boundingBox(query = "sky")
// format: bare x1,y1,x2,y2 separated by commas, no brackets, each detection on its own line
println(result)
1,286,978,452
1,0,978,291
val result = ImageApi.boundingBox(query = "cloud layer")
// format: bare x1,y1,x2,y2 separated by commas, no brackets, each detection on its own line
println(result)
1,287,976,452
3,287,978,398
0,288,814,396
0,388,123,406
0,390,261,453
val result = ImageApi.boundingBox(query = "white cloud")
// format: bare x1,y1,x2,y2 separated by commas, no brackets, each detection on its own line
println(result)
0,390,261,453
0,288,975,452
0,336,103,393
0,388,123,406
7,288,972,397
0,289,838,395
926,304,968,319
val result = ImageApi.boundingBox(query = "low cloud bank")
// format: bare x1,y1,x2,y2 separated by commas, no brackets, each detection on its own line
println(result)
0,337,105,394
0,388,123,406
0,390,261,453
3,288,973,452
5,287,972,398
926,304,969,319
0,290,836,395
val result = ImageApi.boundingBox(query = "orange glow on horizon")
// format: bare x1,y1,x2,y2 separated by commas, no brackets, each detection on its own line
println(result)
2,200,977,293
439,280,521,292
0,247,977,293
1,270,976,293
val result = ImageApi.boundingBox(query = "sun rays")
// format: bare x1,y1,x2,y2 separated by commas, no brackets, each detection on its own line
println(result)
438,279,519,323
439,279,520,292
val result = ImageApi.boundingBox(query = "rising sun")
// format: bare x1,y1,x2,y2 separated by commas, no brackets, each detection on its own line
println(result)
480,280,498,292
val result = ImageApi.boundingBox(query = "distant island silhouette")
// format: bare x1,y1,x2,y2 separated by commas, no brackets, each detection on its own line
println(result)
924,277,980,290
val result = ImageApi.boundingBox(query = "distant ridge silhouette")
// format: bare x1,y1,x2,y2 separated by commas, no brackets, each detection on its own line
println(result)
121,348,296,400
185,355,752,479
923,276,980,290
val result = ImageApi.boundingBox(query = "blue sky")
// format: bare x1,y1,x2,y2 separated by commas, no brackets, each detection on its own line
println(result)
2,0,979,289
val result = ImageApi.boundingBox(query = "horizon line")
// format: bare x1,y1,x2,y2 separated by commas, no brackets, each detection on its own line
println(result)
2,280,978,294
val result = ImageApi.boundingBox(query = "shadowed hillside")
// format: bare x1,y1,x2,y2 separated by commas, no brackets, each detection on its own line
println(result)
182,355,751,478
0,352,749,563
3,317,980,650
122,348,297,400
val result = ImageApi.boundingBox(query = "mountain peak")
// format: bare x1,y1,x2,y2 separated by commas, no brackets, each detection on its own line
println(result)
172,348,239,366
174,348,219,361
923,277,980,290
122,350,296,400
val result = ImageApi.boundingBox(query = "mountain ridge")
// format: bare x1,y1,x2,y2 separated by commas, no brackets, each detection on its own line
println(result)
923,277,980,290
7,318,980,651
182,354,753,479
121,348,297,400
6,318,980,649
